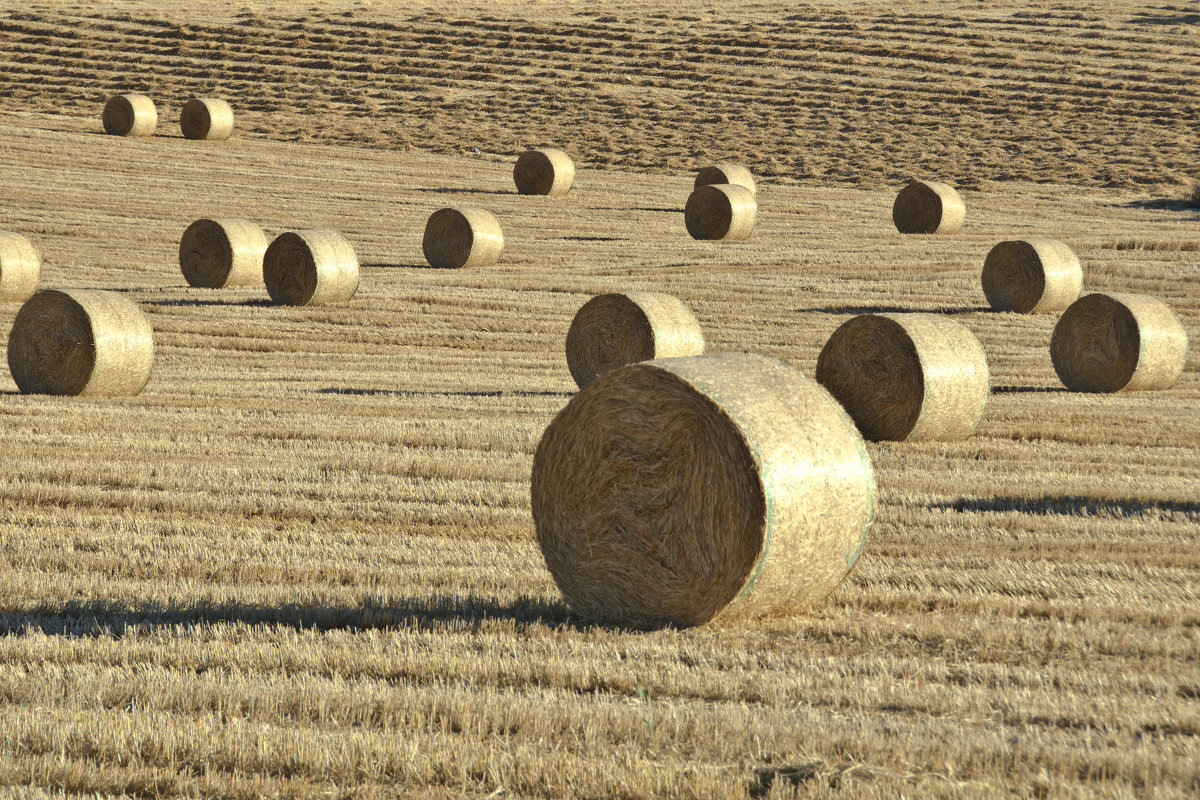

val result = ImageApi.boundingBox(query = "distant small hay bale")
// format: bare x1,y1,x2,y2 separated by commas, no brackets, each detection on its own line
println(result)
531,352,876,628
422,207,504,268
816,313,990,442
513,148,575,197
565,292,705,389
262,230,360,306
102,94,157,137
180,98,234,141
892,179,965,235
179,218,268,288
1051,293,1187,393
694,163,756,198
684,183,757,241
8,289,154,396
982,238,1082,314
0,232,41,303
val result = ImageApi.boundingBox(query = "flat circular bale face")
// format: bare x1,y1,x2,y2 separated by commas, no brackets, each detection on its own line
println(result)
179,219,234,288
7,290,96,396
513,150,556,195
892,182,944,234
422,208,476,268
684,185,734,240
180,99,212,139
101,94,155,137
1051,294,1140,392
263,232,319,305
982,240,1047,313
565,294,656,388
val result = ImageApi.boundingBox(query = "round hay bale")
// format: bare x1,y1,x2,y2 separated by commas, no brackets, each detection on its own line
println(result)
422,207,504,269
180,97,234,141
565,292,705,389
694,163,756,198
982,238,1082,314
179,218,268,288
513,148,575,197
684,183,757,241
101,94,157,137
0,231,41,303
816,313,990,442
8,289,154,396
531,352,875,628
892,179,965,235
1051,292,1187,393
262,230,360,306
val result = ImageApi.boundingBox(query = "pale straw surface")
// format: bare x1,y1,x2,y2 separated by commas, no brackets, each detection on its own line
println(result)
513,148,574,196
982,238,1082,313
694,163,756,197
101,93,156,137
0,231,40,302
179,97,234,141
262,229,360,305
179,218,268,288
684,183,756,241
422,207,504,268
891,179,965,234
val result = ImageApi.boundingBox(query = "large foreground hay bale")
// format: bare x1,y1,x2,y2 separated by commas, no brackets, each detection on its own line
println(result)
8,289,153,396
816,313,990,441
0,232,40,303
180,98,234,141
531,352,876,628
513,148,574,197
422,207,504,268
982,238,1082,313
102,94,157,137
263,230,359,305
179,218,268,288
1051,292,1187,392
892,179,965,234
565,292,705,389
694,163,756,198
684,183,757,241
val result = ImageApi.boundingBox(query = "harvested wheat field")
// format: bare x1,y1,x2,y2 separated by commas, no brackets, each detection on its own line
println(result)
0,1,1198,797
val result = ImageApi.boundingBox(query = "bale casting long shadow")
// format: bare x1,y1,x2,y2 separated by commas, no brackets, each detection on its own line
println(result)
934,495,1200,518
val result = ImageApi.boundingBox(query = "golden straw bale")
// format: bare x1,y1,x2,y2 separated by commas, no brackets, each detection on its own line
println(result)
0,231,41,303
531,352,876,628
513,148,575,197
684,183,757,241
982,238,1082,313
694,163,756,198
565,292,705,389
8,289,154,396
422,207,504,269
816,313,990,442
179,218,268,288
262,230,360,306
101,94,157,137
892,179,965,234
1051,292,1187,392
180,98,234,141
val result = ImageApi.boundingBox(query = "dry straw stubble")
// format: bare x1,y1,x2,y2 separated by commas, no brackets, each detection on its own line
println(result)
263,230,360,306
101,93,157,137
892,179,965,234
982,238,1082,313
513,148,575,196
179,218,268,288
684,183,757,241
422,207,504,269
180,97,234,141
531,352,876,628
694,163,756,197
0,231,40,302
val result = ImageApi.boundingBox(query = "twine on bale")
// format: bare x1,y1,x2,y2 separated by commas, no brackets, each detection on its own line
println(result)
565,291,705,389
531,352,876,628
262,230,360,306
513,148,575,197
695,163,756,198
422,207,504,268
892,179,965,234
179,218,268,288
8,289,154,396
180,98,234,141
102,94,157,137
0,231,41,303
1051,292,1188,392
816,313,990,442
684,183,757,241
982,239,1082,314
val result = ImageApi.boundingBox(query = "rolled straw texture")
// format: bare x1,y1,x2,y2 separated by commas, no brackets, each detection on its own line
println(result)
0,232,41,302
422,207,504,269
180,98,234,141
513,148,575,197
892,179,965,234
179,218,268,288
263,230,360,306
982,239,1082,314
694,163,756,198
1051,292,1188,392
565,291,705,389
8,289,154,396
816,313,990,442
684,183,757,241
102,94,157,137
531,352,876,628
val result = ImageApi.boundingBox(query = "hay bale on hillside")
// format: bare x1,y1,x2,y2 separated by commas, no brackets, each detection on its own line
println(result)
0,232,40,303
684,183,757,241
892,179,965,234
1051,292,1187,392
179,218,268,288
531,352,876,628
422,207,504,268
513,148,574,197
263,230,359,305
180,98,234,141
102,94,157,137
816,313,989,441
565,292,705,389
8,289,154,396
694,163,756,198
982,239,1082,313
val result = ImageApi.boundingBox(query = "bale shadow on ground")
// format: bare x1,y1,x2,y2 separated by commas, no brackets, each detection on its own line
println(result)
792,304,985,316
1116,197,1199,212
141,297,274,308
933,495,1200,518
359,262,446,270
314,387,572,399
412,187,511,196
990,385,1070,394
